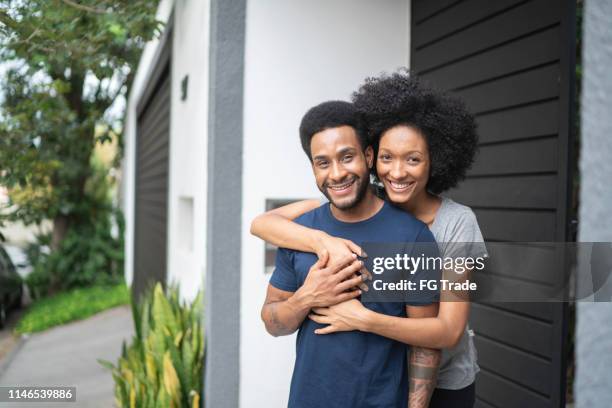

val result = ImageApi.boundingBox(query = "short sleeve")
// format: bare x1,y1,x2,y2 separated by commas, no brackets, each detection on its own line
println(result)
406,226,441,306
443,210,488,260
269,247,299,292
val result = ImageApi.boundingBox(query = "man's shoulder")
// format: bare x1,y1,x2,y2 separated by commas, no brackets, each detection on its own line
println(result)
382,202,426,227
294,202,328,227
371,202,430,243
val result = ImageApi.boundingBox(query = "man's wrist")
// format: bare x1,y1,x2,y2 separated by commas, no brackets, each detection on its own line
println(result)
288,286,314,312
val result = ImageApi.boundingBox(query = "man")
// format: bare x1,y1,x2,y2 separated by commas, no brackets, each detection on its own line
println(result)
260,101,440,407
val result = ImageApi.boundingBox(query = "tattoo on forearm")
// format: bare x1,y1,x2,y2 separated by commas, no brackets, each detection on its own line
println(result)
269,303,288,332
264,301,300,336
408,347,441,408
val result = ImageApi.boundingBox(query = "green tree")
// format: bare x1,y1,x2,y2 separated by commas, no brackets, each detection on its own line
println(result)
0,0,161,292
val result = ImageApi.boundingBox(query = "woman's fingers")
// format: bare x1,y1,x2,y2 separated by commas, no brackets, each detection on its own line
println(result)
315,325,338,335
326,253,358,274
308,313,330,324
344,239,366,258
311,307,328,315
313,249,329,269
334,259,363,282
338,289,361,302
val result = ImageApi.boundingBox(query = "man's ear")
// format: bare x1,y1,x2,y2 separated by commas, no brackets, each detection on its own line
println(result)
364,146,374,169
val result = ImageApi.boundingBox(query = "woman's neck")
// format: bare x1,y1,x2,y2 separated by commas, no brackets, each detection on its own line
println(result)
400,191,442,226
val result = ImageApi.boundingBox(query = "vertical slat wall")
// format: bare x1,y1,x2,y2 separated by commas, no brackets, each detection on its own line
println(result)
411,1,575,407
133,42,171,300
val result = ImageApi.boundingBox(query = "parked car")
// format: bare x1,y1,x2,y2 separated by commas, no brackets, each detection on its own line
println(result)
0,245,22,328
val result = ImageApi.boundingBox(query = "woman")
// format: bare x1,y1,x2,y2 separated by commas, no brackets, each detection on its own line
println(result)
251,71,486,408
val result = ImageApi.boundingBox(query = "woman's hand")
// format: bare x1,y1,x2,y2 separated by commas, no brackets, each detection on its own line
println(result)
309,299,371,334
313,232,371,286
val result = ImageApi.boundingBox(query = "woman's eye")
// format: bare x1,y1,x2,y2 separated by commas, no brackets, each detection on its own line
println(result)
379,154,391,161
407,157,421,164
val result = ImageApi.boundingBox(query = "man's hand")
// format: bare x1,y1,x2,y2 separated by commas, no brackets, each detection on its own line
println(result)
308,299,370,334
261,252,366,337
295,251,366,308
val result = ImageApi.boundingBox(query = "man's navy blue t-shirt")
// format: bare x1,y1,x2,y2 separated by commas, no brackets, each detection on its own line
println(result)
269,200,438,408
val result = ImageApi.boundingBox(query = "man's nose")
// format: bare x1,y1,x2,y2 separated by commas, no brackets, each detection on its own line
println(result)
330,161,348,181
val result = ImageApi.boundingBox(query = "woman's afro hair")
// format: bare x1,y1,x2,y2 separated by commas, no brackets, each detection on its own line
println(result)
352,70,478,194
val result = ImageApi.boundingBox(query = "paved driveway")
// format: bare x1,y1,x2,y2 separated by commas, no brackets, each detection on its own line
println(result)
0,306,133,408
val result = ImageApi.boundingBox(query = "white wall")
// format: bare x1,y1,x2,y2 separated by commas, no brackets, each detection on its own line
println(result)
122,0,210,302
240,1,411,406
166,0,211,301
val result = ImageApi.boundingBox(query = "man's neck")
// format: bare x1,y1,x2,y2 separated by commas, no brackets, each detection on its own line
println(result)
329,189,384,223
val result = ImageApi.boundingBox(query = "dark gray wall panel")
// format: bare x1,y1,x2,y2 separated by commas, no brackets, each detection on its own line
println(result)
471,303,553,358
412,0,575,406
447,175,558,209
476,100,559,144
453,64,560,114
477,370,550,408
475,335,551,395
469,137,558,176
414,0,560,72
413,0,461,24
413,0,524,49
421,26,561,91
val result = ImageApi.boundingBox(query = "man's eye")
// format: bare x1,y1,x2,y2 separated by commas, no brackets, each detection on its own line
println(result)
342,155,353,162
317,161,329,168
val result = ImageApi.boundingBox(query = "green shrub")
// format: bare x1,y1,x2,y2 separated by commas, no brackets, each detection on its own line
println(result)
100,283,205,408
16,283,129,334
25,207,125,299
24,157,125,299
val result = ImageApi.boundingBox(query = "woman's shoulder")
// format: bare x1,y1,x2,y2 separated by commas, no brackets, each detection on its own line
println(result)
437,197,479,228
434,197,488,257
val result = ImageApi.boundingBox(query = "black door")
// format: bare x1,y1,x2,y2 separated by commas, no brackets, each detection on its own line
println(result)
411,1,575,407
133,36,171,300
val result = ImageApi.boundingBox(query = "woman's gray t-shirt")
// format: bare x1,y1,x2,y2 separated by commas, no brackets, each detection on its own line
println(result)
429,196,488,390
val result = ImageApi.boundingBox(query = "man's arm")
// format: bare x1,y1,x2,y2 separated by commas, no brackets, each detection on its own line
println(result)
261,285,311,337
406,304,441,408
262,253,365,336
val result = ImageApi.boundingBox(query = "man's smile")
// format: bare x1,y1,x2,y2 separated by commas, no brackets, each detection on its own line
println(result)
326,178,356,196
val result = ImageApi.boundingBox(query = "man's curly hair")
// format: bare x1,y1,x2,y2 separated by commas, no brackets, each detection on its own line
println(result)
352,70,478,194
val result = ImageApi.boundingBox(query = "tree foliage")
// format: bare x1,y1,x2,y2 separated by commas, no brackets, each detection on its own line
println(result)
0,0,161,293
0,0,161,227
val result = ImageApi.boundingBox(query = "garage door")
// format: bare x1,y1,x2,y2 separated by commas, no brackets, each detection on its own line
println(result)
133,36,171,300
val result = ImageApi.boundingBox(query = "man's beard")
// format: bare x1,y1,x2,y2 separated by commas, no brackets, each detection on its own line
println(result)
320,173,370,210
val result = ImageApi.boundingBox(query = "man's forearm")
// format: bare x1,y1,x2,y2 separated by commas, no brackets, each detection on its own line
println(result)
408,347,441,408
261,290,311,336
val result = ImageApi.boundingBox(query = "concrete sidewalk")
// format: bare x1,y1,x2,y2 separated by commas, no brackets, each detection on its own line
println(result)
0,306,133,408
